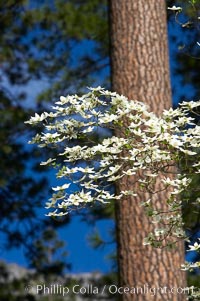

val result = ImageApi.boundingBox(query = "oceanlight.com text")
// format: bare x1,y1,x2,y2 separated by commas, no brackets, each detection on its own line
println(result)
25,283,193,297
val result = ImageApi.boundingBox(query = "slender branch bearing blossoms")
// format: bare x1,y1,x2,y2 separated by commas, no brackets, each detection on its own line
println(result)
25,87,200,273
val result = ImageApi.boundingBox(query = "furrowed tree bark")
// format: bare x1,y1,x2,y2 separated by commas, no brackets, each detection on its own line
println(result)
109,1,187,300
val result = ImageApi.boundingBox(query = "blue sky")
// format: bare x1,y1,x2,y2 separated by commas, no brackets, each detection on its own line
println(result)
0,217,115,274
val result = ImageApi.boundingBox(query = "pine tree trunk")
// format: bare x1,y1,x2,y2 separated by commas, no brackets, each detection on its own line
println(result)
109,1,187,300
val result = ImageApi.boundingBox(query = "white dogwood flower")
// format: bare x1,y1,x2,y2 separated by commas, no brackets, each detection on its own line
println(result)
52,183,71,191
168,6,182,12
188,241,200,252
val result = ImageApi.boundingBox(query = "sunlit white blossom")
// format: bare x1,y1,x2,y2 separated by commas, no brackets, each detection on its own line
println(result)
52,183,71,191
40,158,56,166
168,6,182,12
188,240,200,252
25,112,49,124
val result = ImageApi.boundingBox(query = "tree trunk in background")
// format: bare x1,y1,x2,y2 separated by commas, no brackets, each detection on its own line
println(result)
109,1,187,300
